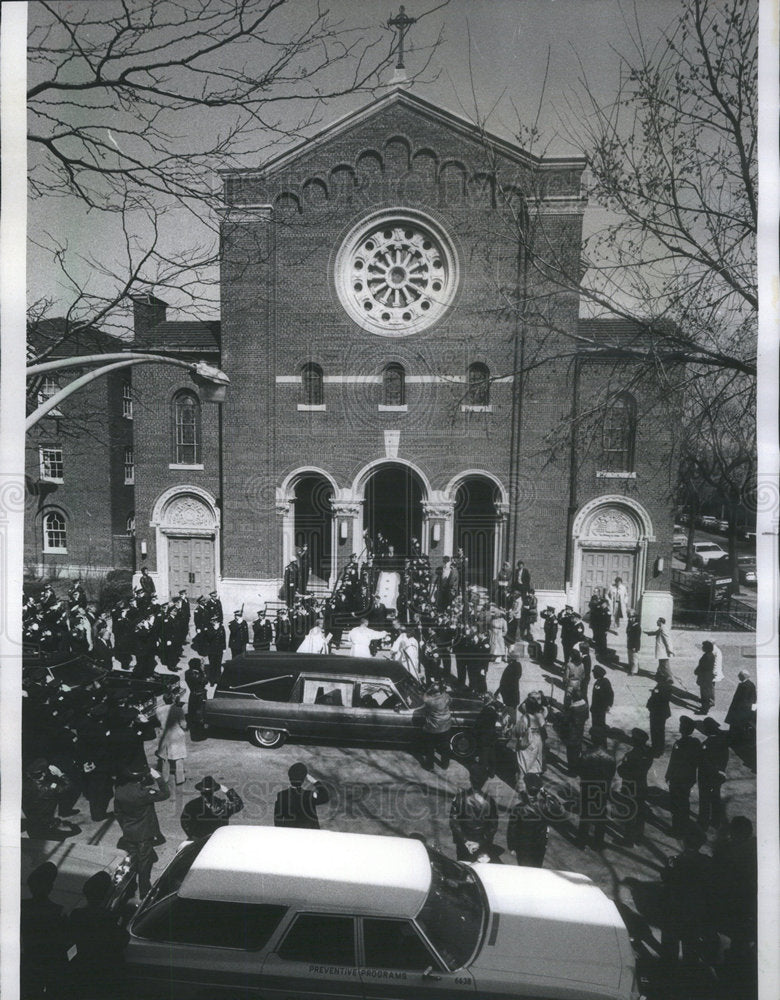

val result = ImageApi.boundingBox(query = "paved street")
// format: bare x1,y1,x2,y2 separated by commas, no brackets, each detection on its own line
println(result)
64,626,757,940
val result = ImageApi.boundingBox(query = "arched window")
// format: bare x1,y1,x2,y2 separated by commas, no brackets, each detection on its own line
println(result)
467,363,490,406
602,393,636,472
300,363,323,406
43,510,67,552
172,391,201,465
383,363,405,406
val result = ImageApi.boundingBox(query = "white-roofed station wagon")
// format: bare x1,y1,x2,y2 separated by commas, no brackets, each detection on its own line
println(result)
125,826,641,1000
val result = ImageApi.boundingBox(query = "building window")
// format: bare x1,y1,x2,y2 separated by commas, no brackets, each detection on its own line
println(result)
43,511,67,552
383,363,405,406
126,512,135,534
124,446,135,484
40,446,64,482
172,391,201,465
602,393,636,472
122,381,133,419
467,362,490,406
37,376,63,416
300,363,323,406
334,209,460,337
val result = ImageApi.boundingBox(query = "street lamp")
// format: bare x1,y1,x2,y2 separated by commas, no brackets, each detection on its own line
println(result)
26,352,230,430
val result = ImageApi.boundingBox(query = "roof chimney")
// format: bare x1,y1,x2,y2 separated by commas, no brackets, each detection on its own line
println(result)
131,293,167,337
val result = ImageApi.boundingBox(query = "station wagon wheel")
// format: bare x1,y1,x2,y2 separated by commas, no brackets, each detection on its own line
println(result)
249,727,286,749
450,730,478,761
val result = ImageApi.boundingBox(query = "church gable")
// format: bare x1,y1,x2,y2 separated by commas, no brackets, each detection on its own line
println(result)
224,91,583,212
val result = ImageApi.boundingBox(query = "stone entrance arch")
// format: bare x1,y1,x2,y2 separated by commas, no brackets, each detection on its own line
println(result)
150,486,220,600
571,496,654,616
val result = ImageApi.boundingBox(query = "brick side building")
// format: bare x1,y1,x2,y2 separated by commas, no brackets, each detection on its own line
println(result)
24,322,135,577
131,89,676,627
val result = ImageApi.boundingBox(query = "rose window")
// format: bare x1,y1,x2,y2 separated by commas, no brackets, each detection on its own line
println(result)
335,210,459,336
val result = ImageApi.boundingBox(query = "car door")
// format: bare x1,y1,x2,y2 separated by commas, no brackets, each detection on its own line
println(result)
260,912,363,1000
350,680,420,745
292,675,359,739
358,918,475,998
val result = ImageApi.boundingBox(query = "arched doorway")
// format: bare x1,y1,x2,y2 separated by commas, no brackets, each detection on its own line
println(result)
571,496,654,616
454,476,500,589
293,474,333,586
364,463,424,557
151,487,220,600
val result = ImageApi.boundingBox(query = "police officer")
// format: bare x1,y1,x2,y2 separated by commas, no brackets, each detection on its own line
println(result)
665,716,702,837
228,609,249,659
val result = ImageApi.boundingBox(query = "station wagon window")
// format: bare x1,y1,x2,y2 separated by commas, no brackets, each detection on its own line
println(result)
133,897,287,951
357,681,402,710
362,918,435,971
278,914,356,966
416,849,485,971
301,677,355,707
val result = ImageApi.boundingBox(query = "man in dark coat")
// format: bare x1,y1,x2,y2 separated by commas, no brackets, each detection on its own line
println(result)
68,871,130,998
274,609,293,651
297,544,310,594
181,775,244,839
590,665,614,732
449,764,499,862
665,716,702,836
725,670,757,740
176,590,191,645
282,559,299,609
540,606,558,665
694,640,716,715
576,728,616,851
511,560,532,596
21,862,72,999
184,658,208,739
114,766,170,899
558,606,585,663
698,717,729,829
559,694,589,774
435,556,460,612
203,615,226,686
647,683,672,757
626,610,642,675
660,823,713,970
205,590,223,623
590,598,612,661
252,608,274,650
507,773,550,867
616,728,654,845
274,762,330,829
228,610,249,659
193,596,209,632
138,567,156,603
22,759,78,840
497,656,523,710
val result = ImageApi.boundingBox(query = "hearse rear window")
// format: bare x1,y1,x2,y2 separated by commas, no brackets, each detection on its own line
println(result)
133,897,287,950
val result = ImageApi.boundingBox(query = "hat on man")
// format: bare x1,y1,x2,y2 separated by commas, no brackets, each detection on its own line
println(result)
209,591,218,598
27,862,58,896
195,775,225,794
288,762,308,786
82,870,112,905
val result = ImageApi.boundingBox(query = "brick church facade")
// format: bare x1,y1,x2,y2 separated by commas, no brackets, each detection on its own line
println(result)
129,89,676,627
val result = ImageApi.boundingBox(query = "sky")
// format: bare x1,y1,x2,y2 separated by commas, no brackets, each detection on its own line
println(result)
24,0,720,325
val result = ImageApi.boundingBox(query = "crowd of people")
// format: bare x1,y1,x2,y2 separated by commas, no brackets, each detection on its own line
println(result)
20,551,758,998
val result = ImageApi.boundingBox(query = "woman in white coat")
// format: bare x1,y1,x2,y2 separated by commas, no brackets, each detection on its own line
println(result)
156,694,188,785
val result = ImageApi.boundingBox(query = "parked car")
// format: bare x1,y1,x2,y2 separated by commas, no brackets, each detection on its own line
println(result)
672,525,687,548
204,651,512,760
22,837,135,916
700,515,719,529
124,826,639,1000
690,541,727,567
716,519,729,533
707,555,757,586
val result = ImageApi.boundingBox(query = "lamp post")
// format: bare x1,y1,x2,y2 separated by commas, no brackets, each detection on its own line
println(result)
26,352,229,429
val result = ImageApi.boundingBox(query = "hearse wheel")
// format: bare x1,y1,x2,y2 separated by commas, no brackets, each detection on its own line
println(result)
450,730,478,761
249,727,286,749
